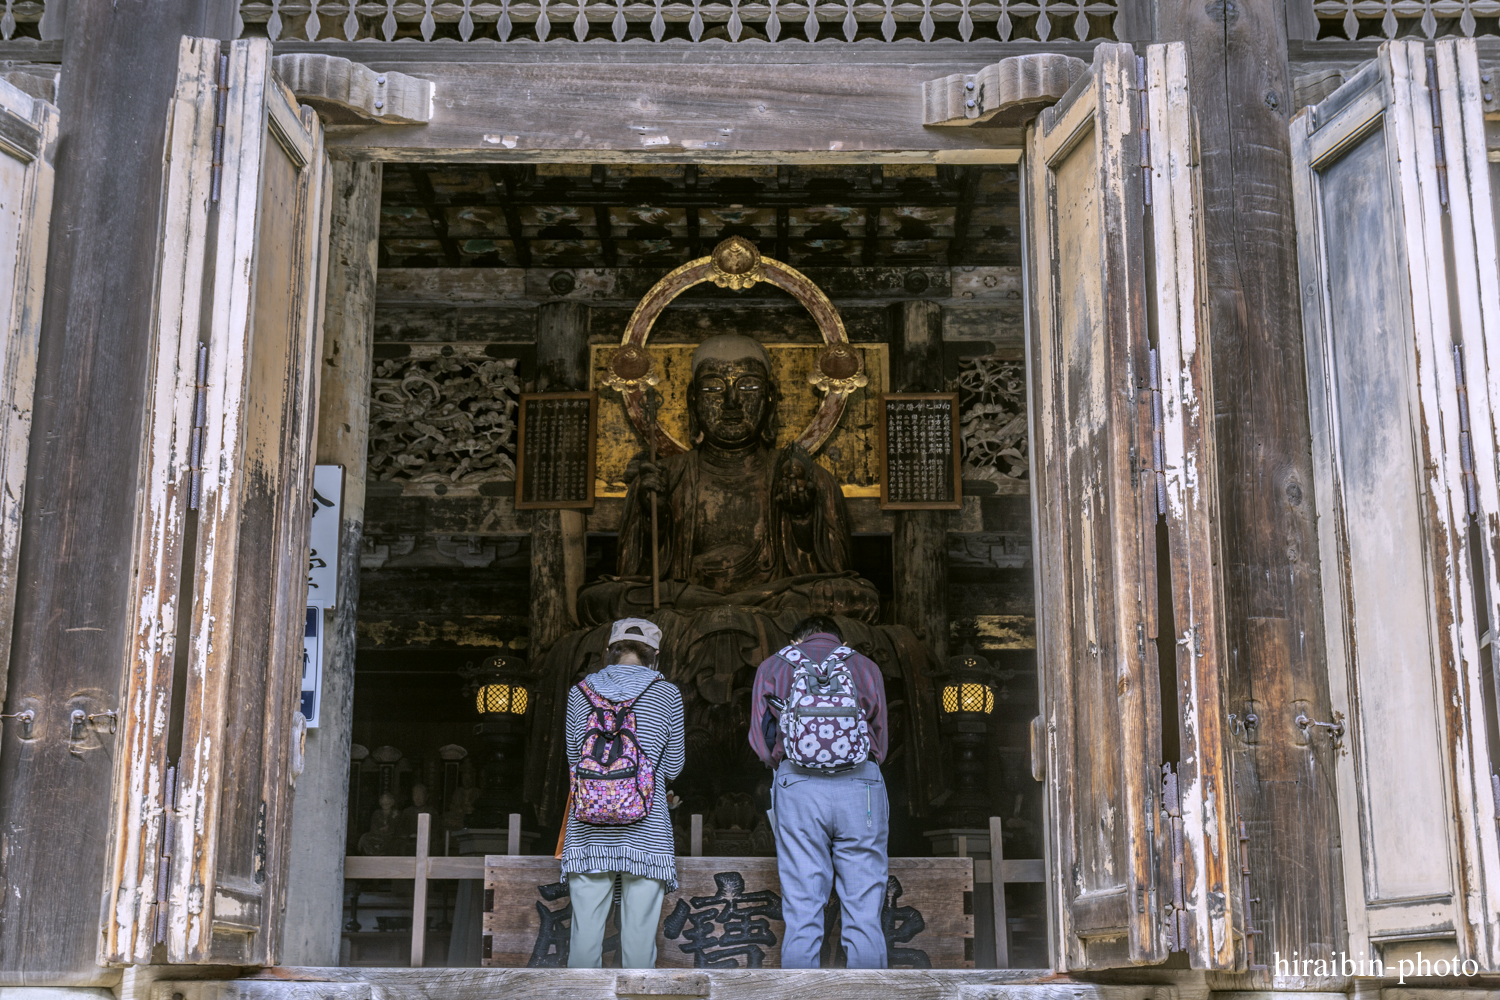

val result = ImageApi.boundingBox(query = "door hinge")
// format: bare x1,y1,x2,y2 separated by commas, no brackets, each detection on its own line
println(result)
1160,764,1188,951
1454,344,1479,519
1138,55,1152,208
211,50,229,204
1148,348,1167,516
189,343,208,510
1237,817,1268,971
155,762,177,944
1428,55,1450,210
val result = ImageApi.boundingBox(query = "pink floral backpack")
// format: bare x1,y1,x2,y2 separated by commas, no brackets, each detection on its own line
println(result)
571,679,660,825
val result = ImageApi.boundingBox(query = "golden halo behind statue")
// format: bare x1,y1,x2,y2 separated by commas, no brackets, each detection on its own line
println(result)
602,237,868,457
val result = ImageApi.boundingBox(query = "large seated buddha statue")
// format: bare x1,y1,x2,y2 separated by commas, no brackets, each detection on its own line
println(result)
524,332,943,830
580,333,880,623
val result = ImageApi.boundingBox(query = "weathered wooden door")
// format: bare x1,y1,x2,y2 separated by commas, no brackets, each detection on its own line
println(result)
1027,40,1238,971
102,37,330,965
1290,38,1500,969
0,79,55,747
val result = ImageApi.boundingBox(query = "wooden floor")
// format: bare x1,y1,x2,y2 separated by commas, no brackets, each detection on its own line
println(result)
200,966,1135,1000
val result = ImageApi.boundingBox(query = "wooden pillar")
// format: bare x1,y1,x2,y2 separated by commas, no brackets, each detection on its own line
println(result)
0,0,237,981
890,301,949,665
529,302,590,663
281,161,382,966
1153,1,1343,975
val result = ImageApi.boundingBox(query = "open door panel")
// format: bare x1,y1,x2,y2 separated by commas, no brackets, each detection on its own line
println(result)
1027,40,1239,972
103,37,330,966
1290,38,1500,969
0,79,55,730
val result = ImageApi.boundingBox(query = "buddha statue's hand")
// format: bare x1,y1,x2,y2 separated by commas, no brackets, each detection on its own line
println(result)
625,452,667,508
774,443,817,517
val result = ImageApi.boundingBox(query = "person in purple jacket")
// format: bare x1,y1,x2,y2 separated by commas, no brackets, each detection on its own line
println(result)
748,614,890,969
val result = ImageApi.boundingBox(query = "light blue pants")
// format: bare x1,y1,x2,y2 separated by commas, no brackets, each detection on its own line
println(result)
567,871,667,968
771,758,890,969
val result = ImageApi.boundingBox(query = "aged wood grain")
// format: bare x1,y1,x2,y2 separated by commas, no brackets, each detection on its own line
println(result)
481,856,974,969
1156,0,1344,977
163,39,331,965
1144,42,1239,971
1433,37,1500,969
289,54,1037,162
102,36,221,967
1025,42,1162,971
1285,39,1500,971
248,965,1066,1000
0,0,234,983
0,78,54,733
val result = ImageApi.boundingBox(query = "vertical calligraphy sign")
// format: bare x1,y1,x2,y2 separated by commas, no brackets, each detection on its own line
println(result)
878,392,962,510
515,391,598,509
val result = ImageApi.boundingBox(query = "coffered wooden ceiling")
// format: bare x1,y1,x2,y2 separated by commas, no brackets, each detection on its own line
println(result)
378,163,1021,270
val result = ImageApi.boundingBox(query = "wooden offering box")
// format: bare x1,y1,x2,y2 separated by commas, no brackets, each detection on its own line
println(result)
482,856,974,969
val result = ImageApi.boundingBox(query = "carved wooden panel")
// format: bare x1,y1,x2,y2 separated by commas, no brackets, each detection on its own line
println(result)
367,349,520,487
955,356,1027,490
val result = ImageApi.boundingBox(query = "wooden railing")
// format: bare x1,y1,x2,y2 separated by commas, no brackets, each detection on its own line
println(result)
346,813,1044,969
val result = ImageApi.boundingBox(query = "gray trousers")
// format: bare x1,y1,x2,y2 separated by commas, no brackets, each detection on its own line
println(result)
771,758,890,969
567,871,667,969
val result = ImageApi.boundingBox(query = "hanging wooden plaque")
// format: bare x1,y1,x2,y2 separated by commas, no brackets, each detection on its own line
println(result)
878,392,963,510
515,391,598,509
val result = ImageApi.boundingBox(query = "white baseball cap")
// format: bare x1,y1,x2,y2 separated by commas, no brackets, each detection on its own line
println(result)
609,617,662,650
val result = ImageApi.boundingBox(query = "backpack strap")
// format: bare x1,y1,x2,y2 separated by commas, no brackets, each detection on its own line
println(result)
820,646,855,672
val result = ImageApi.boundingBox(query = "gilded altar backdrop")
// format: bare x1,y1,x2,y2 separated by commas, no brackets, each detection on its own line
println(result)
589,343,890,497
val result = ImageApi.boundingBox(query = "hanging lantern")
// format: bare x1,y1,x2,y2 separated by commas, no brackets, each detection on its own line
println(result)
940,653,996,716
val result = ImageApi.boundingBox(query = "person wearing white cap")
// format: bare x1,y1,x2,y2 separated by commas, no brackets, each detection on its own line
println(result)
561,617,685,968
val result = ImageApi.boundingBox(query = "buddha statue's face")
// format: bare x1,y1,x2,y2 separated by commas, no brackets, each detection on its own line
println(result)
691,358,772,450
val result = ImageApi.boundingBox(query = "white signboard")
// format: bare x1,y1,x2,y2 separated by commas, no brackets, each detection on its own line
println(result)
302,606,322,728
308,464,343,608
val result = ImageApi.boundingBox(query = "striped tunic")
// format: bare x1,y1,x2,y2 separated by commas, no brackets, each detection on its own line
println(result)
561,675,685,889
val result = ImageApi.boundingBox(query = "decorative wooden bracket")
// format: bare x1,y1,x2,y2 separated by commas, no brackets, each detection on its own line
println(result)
272,54,433,127
923,53,1088,127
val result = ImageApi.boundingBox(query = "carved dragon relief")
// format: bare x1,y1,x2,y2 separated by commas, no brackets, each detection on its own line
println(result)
367,350,522,486
953,355,1028,488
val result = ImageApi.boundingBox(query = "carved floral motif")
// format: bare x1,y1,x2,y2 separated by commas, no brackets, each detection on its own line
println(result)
368,353,521,485
953,356,1028,486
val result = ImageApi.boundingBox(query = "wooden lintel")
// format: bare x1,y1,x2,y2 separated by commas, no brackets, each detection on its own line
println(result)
290,54,1047,161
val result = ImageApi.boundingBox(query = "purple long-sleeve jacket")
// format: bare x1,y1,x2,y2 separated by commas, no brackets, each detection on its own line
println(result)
747,632,888,768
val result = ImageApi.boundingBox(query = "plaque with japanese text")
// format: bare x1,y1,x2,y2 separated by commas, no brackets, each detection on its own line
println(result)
878,393,962,510
515,392,598,509
482,856,973,969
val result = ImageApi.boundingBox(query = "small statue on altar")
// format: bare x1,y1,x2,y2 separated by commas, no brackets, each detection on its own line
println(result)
577,334,880,625
400,783,435,852
357,791,400,856
442,760,481,832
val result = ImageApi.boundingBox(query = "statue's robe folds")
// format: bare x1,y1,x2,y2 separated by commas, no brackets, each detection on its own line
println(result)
524,448,947,827
577,447,880,625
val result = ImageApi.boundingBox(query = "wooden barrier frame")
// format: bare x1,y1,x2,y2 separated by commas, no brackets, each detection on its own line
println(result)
346,814,1043,969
